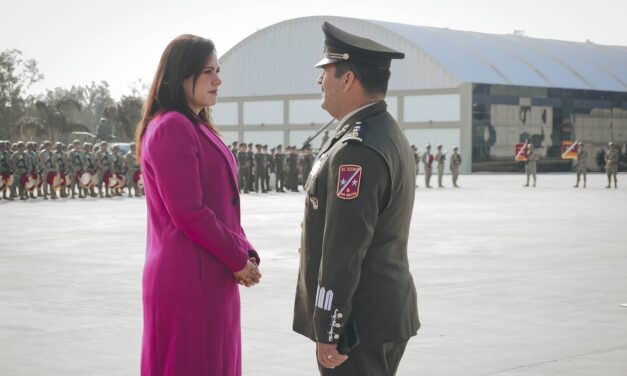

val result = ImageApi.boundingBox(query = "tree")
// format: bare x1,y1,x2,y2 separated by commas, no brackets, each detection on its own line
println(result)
34,99,90,143
0,49,43,139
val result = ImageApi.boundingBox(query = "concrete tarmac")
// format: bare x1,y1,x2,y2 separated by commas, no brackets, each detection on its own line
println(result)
1,174,626,375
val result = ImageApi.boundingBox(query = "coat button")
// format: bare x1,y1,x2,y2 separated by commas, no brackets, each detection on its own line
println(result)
231,196,238,205
335,323,341,328
333,334,339,340
337,313,343,319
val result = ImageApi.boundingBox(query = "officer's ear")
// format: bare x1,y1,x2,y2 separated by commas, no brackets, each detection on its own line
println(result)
341,70,357,93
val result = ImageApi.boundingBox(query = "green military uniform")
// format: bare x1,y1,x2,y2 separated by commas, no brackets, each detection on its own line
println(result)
246,144,254,192
54,143,68,197
254,145,268,193
293,22,419,376
275,146,286,192
111,146,125,196
27,143,41,198
68,142,85,198
1,142,14,200
524,145,539,187
237,145,250,194
125,144,143,197
574,142,588,188
435,145,446,188
605,142,619,188
11,143,30,200
83,143,97,197
421,144,433,188
95,143,113,197
450,147,462,188
287,148,300,192
39,142,58,199
301,147,315,186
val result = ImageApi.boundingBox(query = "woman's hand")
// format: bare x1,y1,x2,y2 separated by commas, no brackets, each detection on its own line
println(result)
234,259,262,287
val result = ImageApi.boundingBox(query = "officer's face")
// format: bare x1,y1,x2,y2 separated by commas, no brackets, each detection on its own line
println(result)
318,64,345,118
183,53,222,114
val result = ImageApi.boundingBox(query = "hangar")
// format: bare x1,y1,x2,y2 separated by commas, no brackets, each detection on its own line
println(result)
213,16,627,173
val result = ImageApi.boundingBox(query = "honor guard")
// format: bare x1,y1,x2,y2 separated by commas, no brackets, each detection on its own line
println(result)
605,142,619,188
435,144,446,188
0,141,14,200
68,140,86,198
293,22,419,376
246,143,254,192
39,141,59,199
411,145,420,187
237,143,250,193
83,143,98,197
11,142,30,200
450,146,462,188
275,144,286,192
421,143,433,188
95,141,113,197
27,142,41,198
263,145,271,191
54,142,69,197
300,145,315,185
125,143,143,197
111,145,126,196
524,144,539,187
287,146,300,192
573,142,588,188
254,144,268,193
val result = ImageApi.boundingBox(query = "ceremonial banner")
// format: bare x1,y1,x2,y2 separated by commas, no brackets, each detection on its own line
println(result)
560,140,579,160
515,143,528,161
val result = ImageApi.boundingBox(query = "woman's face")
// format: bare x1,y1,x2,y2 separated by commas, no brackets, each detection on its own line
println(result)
182,53,221,114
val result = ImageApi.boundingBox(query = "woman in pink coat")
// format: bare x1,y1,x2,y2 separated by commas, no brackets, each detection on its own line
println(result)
135,34,262,376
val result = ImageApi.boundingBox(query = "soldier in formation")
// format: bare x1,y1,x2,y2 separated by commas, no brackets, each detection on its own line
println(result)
450,146,462,188
125,143,144,197
421,143,433,188
574,142,588,188
524,144,539,187
435,144,446,188
605,142,619,189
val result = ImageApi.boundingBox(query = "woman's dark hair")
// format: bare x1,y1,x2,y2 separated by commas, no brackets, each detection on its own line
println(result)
135,34,218,159
333,61,391,96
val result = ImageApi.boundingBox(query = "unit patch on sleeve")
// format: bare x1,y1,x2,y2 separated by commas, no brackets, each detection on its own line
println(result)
336,164,362,200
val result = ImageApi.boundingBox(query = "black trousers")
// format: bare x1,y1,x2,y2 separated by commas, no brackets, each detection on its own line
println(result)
318,339,408,376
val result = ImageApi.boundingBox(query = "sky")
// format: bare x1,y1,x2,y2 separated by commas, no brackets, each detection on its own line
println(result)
1,0,626,99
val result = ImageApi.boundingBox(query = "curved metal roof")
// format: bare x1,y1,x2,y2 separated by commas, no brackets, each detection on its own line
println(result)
218,16,627,97
372,19,627,92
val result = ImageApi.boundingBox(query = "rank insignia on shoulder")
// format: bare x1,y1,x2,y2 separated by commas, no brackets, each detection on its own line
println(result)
337,164,362,200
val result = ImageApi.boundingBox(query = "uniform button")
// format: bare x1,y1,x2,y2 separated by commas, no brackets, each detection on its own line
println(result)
231,196,238,205
333,334,339,340
335,323,341,328
337,313,343,319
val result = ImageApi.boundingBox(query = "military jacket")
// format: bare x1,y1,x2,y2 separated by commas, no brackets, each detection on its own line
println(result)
68,150,85,172
112,153,125,174
29,151,39,172
96,150,112,170
84,153,96,173
125,152,140,172
55,150,67,172
11,152,30,175
605,148,619,166
421,151,433,169
0,151,11,174
39,150,57,172
450,153,462,168
575,150,588,169
237,151,248,169
526,150,539,166
254,152,267,170
436,151,446,166
275,153,286,168
293,101,419,346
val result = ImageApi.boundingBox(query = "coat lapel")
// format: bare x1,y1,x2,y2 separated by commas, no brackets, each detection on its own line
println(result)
196,125,240,192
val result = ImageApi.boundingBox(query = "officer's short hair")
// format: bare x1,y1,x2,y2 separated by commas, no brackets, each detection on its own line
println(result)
333,61,391,96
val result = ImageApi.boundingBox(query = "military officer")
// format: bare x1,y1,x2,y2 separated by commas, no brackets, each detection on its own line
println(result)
275,144,286,192
0,141,14,200
125,143,143,197
95,141,113,197
68,140,85,198
524,144,539,187
573,142,588,188
435,144,446,188
450,146,462,188
293,22,419,376
39,141,58,199
605,142,619,189
421,143,433,188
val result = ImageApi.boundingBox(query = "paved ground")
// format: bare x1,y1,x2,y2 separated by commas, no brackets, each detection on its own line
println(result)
1,174,626,375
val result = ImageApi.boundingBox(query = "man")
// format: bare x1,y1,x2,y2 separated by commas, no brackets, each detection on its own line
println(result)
254,144,267,193
263,145,271,191
0,141,13,200
450,146,462,188
411,145,420,187
11,142,30,200
237,143,250,193
301,144,315,184
54,142,69,197
435,144,446,188
68,140,86,198
83,143,98,197
111,145,126,196
293,22,419,376
287,146,300,192
39,141,58,199
605,141,619,189
421,143,433,188
27,142,41,198
524,144,539,187
246,142,255,192
95,141,113,197
125,143,143,197
573,142,588,188
275,144,286,192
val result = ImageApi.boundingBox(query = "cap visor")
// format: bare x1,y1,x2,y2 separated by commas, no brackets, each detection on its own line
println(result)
314,57,341,68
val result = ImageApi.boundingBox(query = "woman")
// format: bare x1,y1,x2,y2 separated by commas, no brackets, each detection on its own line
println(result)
136,34,261,376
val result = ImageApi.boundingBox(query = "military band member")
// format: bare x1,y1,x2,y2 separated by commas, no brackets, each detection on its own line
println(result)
421,143,433,188
125,143,143,197
450,146,462,188
27,142,41,198
12,142,30,200
39,141,58,199
95,141,113,197
0,141,14,200
83,143,98,197
293,22,419,376
573,142,588,188
435,144,446,188
237,143,250,194
111,145,126,196
54,142,69,197
275,144,286,192
68,140,86,198
524,144,539,187
605,142,619,189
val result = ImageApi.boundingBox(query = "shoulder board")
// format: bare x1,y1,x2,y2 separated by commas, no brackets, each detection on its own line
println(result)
342,121,367,145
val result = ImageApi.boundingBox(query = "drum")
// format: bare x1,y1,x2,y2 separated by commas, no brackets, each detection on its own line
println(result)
21,175,37,191
115,174,126,189
133,171,144,189
0,177,4,190
104,171,117,188
79,171,92,188
64,173,72,187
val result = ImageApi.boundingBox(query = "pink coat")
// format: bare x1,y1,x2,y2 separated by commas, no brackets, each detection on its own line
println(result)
140,111,256,376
